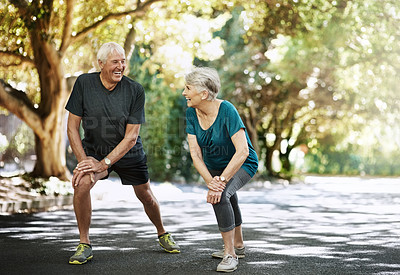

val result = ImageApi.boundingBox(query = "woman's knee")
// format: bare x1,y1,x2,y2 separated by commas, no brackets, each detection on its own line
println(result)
219,191,232,205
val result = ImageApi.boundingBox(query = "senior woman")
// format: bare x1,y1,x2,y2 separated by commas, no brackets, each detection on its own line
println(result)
182,67,258,272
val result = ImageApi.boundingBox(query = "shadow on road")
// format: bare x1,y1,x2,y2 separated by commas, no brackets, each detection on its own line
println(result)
1,176,400,274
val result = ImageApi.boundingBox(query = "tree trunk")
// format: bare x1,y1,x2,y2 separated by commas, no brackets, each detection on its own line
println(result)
32,71,70,180
28,31,71,180
265,146,274,176
32,129,70,181
242,115,260,156
280,149,292,172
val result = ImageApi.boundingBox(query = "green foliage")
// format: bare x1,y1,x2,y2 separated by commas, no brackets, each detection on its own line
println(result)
165,94,197,182
1,0,400,181
2,123,35,162
129,46,195,182
305,145,400,177
11,123,35,155
305,148,362,175
304,129,400,176
207,1,400,178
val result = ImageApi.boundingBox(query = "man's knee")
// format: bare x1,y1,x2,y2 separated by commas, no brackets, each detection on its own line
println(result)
134,183,156,205
74,175,93,194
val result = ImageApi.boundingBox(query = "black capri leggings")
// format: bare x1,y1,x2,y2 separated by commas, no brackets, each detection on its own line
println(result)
209,168,252,232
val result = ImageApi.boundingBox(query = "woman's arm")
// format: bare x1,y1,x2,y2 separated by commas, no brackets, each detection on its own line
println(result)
187,134,225,192
219,128,249,183
187,134,213,184
205,129,249,204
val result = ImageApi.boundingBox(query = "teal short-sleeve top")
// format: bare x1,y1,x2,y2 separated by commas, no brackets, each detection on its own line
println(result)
185,100,258,177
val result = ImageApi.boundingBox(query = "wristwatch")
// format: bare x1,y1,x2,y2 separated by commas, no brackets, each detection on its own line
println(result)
220,176,228,184
104,157,112,168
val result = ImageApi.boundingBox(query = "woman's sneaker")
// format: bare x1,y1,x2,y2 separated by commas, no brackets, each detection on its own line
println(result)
216,254,238,272
212,246,245,259
69,243,93,264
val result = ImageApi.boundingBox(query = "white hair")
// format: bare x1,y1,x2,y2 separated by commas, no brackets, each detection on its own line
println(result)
184,67,221,101
97,42,125,63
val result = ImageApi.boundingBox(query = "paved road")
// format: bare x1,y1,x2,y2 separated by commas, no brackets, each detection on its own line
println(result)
1,176,400,274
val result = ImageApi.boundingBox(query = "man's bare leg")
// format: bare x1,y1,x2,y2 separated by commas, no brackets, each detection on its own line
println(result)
133,181,166,236
73,174,95,244
134,181,180,253
73,171,106,244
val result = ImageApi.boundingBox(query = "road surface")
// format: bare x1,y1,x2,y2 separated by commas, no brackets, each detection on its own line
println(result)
1,176,400,274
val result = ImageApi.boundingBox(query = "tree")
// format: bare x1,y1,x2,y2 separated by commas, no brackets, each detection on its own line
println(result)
128,46,194,182
303,0,400,176
0,0,234,182
199,0,400,179
204,2,342,178
0,0,161,180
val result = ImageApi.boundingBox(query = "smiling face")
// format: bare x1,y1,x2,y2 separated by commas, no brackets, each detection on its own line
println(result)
182,84,206,108
99,50,126,85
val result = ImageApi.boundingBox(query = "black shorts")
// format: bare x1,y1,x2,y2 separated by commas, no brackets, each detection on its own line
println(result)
87,153,149,186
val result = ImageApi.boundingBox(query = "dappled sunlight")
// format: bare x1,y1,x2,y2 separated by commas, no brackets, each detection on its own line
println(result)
235,176,400,266
247,260,287,267
268,246,333,257
90,246,138,251
304,176,400,194
2,177,400,273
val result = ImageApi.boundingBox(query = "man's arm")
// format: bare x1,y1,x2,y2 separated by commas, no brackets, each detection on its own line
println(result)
67,113,86,163
67,112,97,186
100,123,140,167
76,123,141,173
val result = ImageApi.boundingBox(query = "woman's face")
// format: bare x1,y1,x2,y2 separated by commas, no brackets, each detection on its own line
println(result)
182,84,204,107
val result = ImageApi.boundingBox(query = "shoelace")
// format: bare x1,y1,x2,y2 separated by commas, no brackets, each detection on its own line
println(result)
75,244,86,256
163,236,176,245
222,255,234,264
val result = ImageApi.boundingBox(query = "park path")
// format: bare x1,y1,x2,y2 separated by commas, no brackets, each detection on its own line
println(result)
1,176,400,274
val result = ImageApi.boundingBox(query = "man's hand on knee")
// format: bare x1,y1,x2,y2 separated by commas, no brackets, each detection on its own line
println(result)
93,170,108,182
72,170,94,188
76,156,106,174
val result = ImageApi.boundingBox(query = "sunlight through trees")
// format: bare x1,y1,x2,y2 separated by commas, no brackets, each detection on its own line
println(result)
0,0,399,181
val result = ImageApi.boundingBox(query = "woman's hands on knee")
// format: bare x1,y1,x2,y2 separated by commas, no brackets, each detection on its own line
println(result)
207,189,222,204
207,176,226,192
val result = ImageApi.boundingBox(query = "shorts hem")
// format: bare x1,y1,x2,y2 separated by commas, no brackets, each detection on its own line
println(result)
121,180,148,186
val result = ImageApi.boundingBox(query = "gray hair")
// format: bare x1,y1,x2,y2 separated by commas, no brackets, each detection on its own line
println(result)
97,42,125,64
185,67,221,101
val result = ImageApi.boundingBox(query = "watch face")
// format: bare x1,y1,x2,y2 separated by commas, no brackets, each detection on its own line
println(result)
105,158,111,165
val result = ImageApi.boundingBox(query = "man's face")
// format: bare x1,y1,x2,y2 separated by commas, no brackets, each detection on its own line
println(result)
99,50,126,84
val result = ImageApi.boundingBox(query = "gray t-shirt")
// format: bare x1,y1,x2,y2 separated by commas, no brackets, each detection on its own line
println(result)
65,72,145,159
